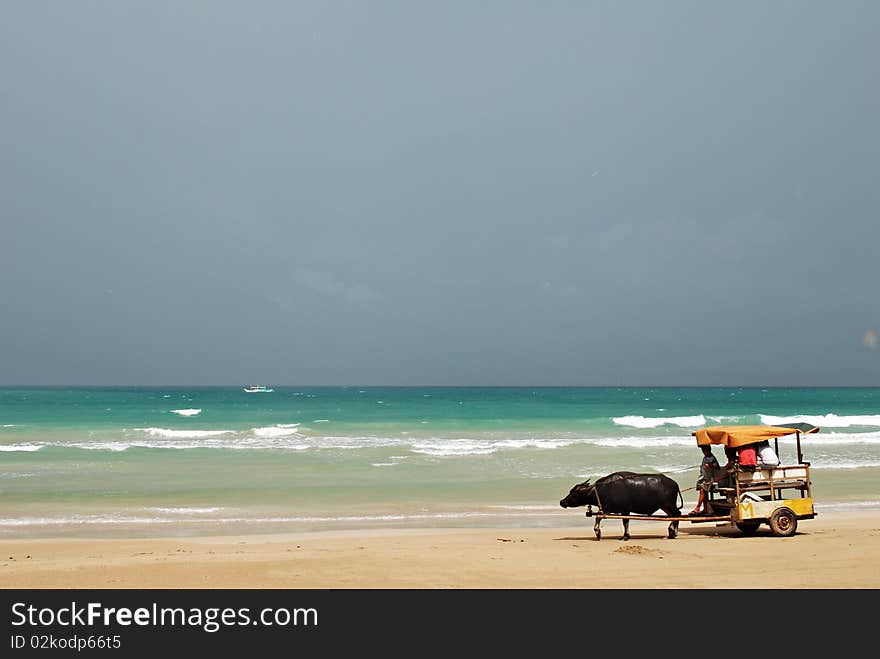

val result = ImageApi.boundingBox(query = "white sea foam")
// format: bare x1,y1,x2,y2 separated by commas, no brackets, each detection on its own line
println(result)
67,441,132,452
252,424,302,438
114,436,311,451
0,516,170,526
812,460,880,469
592,435,696,448
0,509,568,528
409,437,581,456
149,507,224,515
4,426,880,457
138,440,311,451
410,441,495,456
613,415,706,429
816,499,880,512
760,413,880,428
171,409,202,417
705,415,748,423
809,430,880,444
136,427,233,439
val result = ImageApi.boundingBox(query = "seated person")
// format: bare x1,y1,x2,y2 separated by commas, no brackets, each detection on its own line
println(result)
720,445,737,484
756,440,780,467
690,445,727,515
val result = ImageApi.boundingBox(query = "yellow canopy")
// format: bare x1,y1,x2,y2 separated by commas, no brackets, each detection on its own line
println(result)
693,423,819,448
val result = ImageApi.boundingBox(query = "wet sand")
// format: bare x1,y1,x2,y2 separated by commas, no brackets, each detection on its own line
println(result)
2,510,878,589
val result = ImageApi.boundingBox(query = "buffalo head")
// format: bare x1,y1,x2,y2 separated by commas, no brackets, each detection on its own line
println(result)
560,480,598,508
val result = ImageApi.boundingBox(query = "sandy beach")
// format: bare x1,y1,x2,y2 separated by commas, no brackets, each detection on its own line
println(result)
2,510,878,589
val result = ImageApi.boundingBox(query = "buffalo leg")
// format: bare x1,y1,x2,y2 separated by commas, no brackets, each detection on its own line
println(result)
593,517,602,541
621,518,630,541
662,504,681,539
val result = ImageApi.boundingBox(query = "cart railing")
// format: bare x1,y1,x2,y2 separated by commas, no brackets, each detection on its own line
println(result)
712,464,812,505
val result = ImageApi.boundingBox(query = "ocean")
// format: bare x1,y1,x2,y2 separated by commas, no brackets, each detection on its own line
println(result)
2,386,879,538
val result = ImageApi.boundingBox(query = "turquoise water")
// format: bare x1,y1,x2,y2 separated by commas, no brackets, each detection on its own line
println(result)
2,386,879,538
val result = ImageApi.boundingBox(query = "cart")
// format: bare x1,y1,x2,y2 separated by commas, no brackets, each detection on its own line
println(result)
582,422,819,539
691,422,819,537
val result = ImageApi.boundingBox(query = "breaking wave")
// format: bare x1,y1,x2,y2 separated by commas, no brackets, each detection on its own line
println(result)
171,409,202,417
613,415,706,428
1,427,880,459
137,428,232,439
760,414,880,428
0,444,42,452
252,424,302,438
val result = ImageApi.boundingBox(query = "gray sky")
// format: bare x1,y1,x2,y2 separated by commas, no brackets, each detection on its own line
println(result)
2,1,878,386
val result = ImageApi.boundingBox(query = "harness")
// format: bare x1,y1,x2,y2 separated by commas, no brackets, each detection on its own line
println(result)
587,483,603,515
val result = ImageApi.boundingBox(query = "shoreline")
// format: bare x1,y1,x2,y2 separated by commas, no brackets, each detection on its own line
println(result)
2,510,879,589
2,496,877,541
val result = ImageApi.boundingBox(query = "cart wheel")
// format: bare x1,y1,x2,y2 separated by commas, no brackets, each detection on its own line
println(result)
735,521,761,535
769,508,798,537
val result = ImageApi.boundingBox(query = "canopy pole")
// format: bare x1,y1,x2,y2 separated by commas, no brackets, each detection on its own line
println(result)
796,431,803,464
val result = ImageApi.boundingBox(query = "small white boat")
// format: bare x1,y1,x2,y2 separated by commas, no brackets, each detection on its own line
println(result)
243,385,274,393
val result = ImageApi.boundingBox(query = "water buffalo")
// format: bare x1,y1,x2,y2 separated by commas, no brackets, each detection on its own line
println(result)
560,471,683,540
